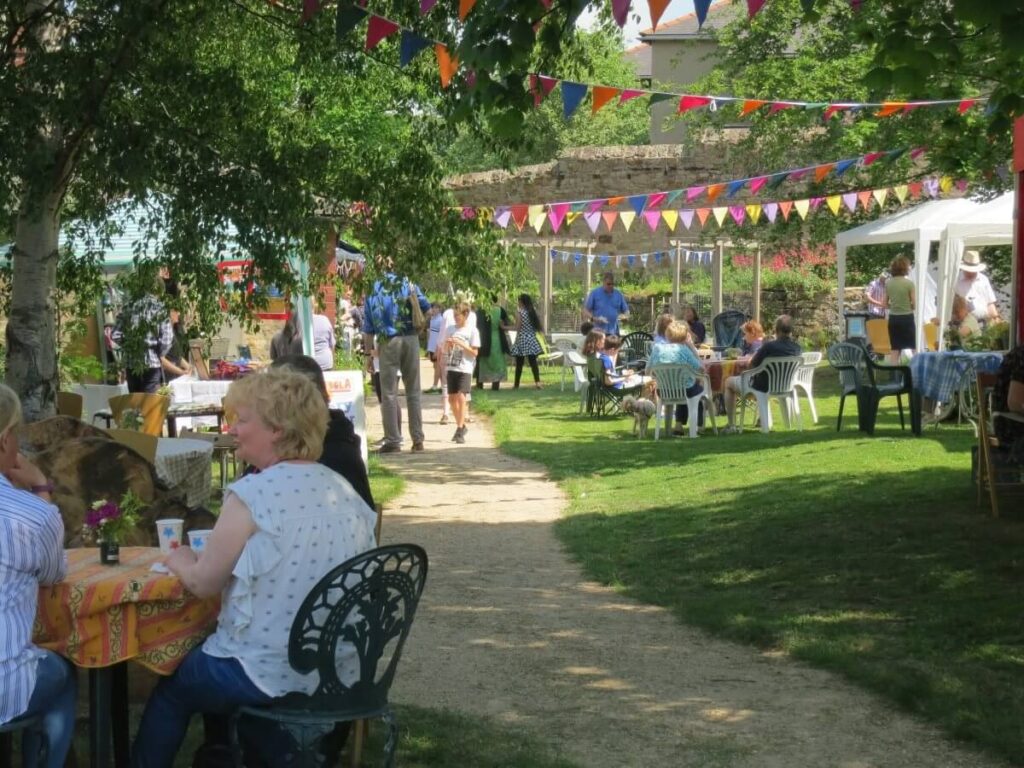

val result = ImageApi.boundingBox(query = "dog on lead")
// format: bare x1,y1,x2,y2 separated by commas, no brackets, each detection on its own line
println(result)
621,395,656,439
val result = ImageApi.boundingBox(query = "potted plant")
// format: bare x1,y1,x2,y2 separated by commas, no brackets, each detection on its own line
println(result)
82,491,144,564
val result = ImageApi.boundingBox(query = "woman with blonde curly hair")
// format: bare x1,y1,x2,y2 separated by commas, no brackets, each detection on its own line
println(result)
131,368,377,767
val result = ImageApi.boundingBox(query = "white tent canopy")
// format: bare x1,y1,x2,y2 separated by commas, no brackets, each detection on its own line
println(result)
835,198,982,350
936,192,1015,344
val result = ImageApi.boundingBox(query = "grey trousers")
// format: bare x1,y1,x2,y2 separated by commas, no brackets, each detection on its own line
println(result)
379,333,423,447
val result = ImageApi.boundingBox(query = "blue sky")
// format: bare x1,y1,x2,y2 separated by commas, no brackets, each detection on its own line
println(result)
578,0,697,46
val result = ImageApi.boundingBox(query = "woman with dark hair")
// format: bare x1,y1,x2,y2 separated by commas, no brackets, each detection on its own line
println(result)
683,306,706,345
509,294,544,389
475,295,511,390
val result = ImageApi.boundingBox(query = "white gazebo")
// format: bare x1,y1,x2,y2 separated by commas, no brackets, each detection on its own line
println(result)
835,198,982,350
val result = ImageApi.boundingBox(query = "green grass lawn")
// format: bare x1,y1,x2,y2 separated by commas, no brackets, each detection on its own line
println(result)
473,363,1024,764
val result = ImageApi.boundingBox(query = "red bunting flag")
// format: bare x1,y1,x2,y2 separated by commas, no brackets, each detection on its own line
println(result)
747,0,767,18
435,44,458,88
908,181,923,198
366,16,399,50
301,0,321,23
459,0,476,20
592,86,619,113
823,105,848,121
619,89,645,104
958,99,977,114
863,151,884,166
510,205,529,231
647,192,667,209
530,74,558,107
648,0,672,30
678,95,711,113
741,100,766,116
768,102,793,115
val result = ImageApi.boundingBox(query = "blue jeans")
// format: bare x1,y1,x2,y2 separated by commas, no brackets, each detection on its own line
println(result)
131,648,272,768
20,651,77,768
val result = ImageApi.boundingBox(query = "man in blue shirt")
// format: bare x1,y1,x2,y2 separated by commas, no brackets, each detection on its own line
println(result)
362,274,432,453
583,272,630,335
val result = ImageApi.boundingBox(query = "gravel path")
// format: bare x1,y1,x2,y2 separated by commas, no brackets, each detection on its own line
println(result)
369,383,1002,768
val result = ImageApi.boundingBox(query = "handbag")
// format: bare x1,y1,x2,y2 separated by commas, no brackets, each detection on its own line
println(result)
408,287,427,333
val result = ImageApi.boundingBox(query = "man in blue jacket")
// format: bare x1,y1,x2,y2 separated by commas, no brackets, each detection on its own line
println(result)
362,274,432,453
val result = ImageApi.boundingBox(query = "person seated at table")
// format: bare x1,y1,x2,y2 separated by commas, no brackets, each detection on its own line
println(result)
0,384,77,768
600,335,642,390
683,306,707,345
740,320,764,356
648,321,705,435
131,368,377,768
653,312,674,344
581,329,605,358
993,344,1024,459
722,315,802,434
268,354,374,509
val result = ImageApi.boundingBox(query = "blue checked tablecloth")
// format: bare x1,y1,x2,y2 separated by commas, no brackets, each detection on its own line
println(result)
909,351,1004,403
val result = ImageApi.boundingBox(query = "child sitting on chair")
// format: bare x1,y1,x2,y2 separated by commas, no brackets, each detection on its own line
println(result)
600,335,643,390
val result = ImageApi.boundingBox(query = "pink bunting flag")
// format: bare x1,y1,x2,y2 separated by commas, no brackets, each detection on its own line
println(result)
956,178,969,192
768,103,793,116
539,0,552,6
910,147,926,160
612,0,630,28
809,196,824,211
547,203,569,233
763,202,778,223
420,0,437,13
301,0,321,23
643,210,662,231
647,192,667,209
584,211,602,234
749,176,768,194
685,186,706,202
678,95,712,113
862,151,884,166
602,211,619,231
729,206,746,225
958,99,977,114
747,0,767,18
366,16,400,51
680,210,695,229
619,89,645,104
587,199,607,213
842,193,858,213
789,169,808,182
530,74,558,107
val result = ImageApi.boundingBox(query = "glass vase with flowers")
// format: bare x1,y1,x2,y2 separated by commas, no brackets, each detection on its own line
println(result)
82,491,144,564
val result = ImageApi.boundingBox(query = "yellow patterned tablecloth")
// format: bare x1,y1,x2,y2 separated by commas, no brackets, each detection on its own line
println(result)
34,547,219,675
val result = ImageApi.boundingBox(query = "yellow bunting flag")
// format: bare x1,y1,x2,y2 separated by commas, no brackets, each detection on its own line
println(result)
662,210,678,231
435,44,458,88
528,205,545,233
793,199,810,220
940,176,954,193
746,204,762,223
872,188,889,207
565,212,580,226
893,184,908,204
619,211,636,231
712,207,727,226
458,0,476,20
826,195,841,215
592,86,619,114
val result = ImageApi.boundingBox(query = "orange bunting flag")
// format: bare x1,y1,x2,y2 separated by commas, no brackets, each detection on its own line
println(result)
778,200,793,221
607,195,625,207
695,208,711,226
435,44,458,88
875,102,905,117
458,0,476,20
857,190,873,210
814,164,835,183
592,86,620,114
602,211,619,231
648,0,672,30
706,183,725,203
741,99,767,116
510,205,529,231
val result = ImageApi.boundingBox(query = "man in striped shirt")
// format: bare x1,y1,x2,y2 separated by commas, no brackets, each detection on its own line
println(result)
0,384,75,768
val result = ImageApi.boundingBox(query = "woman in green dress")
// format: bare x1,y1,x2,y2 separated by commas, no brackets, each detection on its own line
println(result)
475,295,512,390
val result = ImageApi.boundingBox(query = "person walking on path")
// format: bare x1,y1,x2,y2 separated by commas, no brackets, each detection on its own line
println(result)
475,295,511,390
583,272,630,336
444,301,480,444
362,273,431,453
510,293,544,389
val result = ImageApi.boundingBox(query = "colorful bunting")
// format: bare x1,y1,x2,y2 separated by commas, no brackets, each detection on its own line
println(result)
458,0,475,21
643,210,661,231
548,203,569,233
611,0,630,28
592,86,619,113
793,199,810,220
366,16,399,50
872,188,888,207
893,184,908,204
826,195,841,215
648,0,672,30
530,74,558,107
694,0,712,27
602,211,618,232
729,206,746,226
662,210,678,231
778,200,793,221
399,30,432,66
620,89,645,104
628,195,647,216
678,95,711,114
584,212,601,234
706,183,725,203
763,202,778,223
712,207,727,227
619,211,636,231
749,176,768,194
562,82,587,119
746,204,762,223
747,0,767,18
695,208,711,226
419,0,437,13
680,210,695,229
336,5,367,40
842,192,857,213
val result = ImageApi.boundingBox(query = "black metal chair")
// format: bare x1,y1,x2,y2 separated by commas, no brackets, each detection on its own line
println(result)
619,331,653,371
0,712,48,768
230,544,428,768
585,356,642,416
711,310,747,351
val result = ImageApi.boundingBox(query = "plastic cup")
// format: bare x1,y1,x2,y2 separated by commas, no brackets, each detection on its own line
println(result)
187,529,213,554
156,519,184,554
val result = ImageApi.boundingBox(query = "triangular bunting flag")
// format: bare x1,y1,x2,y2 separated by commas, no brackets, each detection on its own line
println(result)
620,211,636,231
694,0,712,26
939,176,953,193
548,203,570,233
608,195,625,207
767,172,789,190
602,211,618,231
814,164,835,183
809,196,824,211
789,169,808,181
712,207,727,226
958,99,977,114
768,102,794,116
643,210,661,231
749,176,768,194
573,252,582,266
612,0,630,28
628,195,648,216
584,211,601,234
834,158,857,176
908,181,923,198
599,255,610,267
884,148,906,163
592,86,619,113
893,184,908,204
399,30,432,66
510,205,529,230
729,206,746,225
872,188,888,207
619,89,645,104
863,151,884,166
662,210,678,231
876,102,904,117
956,178,969,192
530,212,546,234
302,0,321,24
706,183,725,203
678,95,712,113
336,5,368,40
435,45,458,88
686,186,706,202
680,210,695,229
793,199,811,220
778,200,793,221
649,92,674,106
648,0,672,30
494,208,511,228
561,82,588,119
842,192,858,212
726,179,746,198
695,208,710,226
647,192,667,209
924,178,939,197
627,255,636,267
763,202,778,222
745,204,762,223
741,100,767,116
530,74,559,107
587,199,606,213
458,0,476,21
420,0,437,12
857,190,873,210
366,16,400,51
823,105,848,120
747,0,767,18
664,189,683,207
826,195,841,215
910,147,926,160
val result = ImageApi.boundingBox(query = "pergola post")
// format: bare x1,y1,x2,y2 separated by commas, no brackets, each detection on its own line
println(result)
585,243,593,300
712,241,724,317
752,244,762,324
672,242,681,307
541,242,551,335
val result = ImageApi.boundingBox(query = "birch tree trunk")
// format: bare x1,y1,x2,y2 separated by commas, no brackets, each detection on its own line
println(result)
6,190,62,422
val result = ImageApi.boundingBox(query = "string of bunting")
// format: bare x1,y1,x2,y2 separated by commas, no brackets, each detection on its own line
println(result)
550,248,714,268
465,175,969,234
530,72,985,122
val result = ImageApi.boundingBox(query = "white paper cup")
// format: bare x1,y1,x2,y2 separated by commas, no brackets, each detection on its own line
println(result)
188,529,213,554
156,519,184,554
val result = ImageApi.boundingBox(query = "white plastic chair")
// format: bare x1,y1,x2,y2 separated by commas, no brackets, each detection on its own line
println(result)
738,356,804,434
557,340,581,391
564,351,590,411
649,364,717,439
795,351,822,424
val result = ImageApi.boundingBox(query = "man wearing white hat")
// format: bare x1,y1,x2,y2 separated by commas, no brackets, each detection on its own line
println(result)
955,249,1001,325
